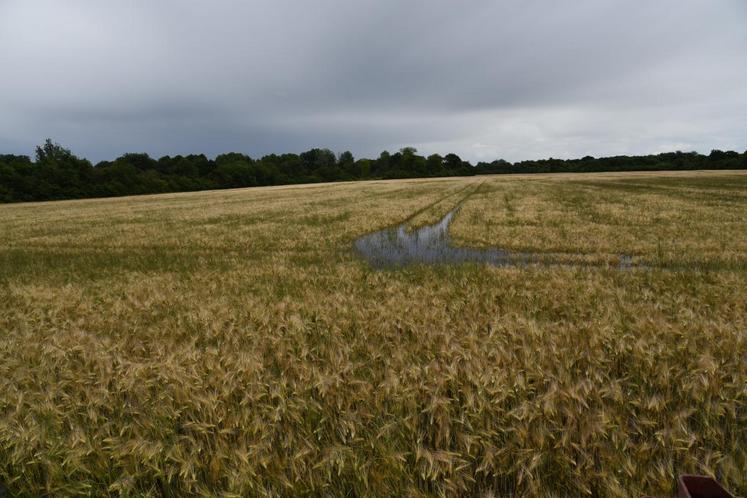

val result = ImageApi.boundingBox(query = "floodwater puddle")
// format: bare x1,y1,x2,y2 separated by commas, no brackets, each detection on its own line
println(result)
355,208,638,270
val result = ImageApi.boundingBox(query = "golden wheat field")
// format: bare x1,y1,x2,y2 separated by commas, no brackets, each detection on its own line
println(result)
1,171,746,497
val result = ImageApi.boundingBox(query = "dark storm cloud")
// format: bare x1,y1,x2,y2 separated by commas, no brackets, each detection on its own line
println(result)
1,0,745,162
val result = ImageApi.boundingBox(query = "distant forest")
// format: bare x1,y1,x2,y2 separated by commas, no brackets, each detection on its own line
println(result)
1,140,745,203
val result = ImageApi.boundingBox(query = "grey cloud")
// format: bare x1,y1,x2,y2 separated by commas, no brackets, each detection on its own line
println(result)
0,0,745,163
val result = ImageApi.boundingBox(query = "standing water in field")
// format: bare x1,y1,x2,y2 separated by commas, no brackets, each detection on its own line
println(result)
355,208,637,270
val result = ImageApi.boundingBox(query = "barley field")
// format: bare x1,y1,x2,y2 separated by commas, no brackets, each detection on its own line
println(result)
1,171,746,497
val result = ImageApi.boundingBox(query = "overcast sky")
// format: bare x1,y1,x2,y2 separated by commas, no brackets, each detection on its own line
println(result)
1,1,746,163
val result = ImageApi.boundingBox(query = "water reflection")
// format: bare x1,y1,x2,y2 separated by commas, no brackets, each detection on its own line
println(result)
355,209,637,270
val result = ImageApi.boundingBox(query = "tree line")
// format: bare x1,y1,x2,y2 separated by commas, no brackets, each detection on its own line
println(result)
0,140,745,203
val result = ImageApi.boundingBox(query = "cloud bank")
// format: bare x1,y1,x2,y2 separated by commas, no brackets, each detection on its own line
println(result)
1,0,745,162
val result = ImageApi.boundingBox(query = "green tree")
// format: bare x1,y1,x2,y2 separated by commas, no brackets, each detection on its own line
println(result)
34,139,93,199
426,154,445,176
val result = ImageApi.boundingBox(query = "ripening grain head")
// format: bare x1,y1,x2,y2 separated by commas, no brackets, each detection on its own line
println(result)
0,171,746,497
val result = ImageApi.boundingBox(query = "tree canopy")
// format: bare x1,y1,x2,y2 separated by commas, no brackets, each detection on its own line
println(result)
0,140,744,203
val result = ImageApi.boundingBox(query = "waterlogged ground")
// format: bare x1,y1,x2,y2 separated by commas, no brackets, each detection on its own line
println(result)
1,171,746,497
355,206,637,270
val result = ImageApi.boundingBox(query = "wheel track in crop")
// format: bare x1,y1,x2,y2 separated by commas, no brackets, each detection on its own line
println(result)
401,179,485,226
